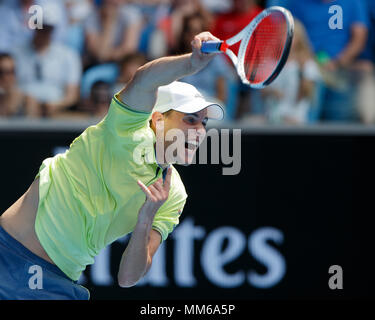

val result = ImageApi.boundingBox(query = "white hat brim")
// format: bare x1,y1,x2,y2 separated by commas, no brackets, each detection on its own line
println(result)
172,98,224,120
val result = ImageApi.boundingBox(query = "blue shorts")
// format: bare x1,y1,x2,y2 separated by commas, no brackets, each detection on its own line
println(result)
0,225,90,300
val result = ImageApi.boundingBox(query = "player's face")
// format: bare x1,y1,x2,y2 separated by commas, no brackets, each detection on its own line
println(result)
162,109,208,165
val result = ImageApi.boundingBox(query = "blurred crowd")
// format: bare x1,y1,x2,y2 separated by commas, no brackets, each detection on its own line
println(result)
0,0,374,125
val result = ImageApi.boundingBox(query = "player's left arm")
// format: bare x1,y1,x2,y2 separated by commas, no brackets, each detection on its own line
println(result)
118,228,161,288
117,168,172,288
117,32,219,113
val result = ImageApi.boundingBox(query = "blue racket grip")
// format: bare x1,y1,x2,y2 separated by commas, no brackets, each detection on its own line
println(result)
201,41,224,53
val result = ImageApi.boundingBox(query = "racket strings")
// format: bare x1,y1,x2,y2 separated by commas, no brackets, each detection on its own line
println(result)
244,13,288,84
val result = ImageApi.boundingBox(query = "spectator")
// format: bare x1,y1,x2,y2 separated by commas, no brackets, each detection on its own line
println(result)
79,53,146,115
0,53,39,118
0,0,69,53
65,0,93,24
367,0,375,59
175,13,236,112
37,0,69,43
287,0,373,122
111,52,147,95
357,0,375,124
131,0,170,59
211,0,262,56
82,80,112,119
64,0,94,54
12,9,82,118
200,0,232,14
84,0,143,66
0,0,36,52
266,0,290,8
157,0,213,53
261,19,321,124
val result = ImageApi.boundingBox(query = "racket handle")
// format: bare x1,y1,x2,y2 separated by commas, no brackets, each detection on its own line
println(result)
201,41,225,53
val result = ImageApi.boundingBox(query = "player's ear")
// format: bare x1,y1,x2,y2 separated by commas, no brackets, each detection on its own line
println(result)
150,111,166,132
151,111,163,125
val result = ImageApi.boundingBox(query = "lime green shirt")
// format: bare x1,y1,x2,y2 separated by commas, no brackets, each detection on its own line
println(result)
34,94,187,281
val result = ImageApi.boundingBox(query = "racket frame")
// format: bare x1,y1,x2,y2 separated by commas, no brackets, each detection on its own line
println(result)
203,6,294,89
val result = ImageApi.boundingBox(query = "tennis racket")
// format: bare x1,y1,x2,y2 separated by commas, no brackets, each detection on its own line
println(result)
201,6,294,89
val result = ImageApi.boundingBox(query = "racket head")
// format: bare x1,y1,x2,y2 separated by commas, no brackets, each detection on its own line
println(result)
235,6,294,89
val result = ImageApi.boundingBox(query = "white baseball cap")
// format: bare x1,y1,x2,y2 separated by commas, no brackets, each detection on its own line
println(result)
153,81,224,120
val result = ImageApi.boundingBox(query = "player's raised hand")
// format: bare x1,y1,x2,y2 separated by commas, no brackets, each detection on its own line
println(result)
190,32,220,71
137,167,172,214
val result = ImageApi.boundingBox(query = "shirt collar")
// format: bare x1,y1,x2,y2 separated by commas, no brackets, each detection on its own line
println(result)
147,125,170,171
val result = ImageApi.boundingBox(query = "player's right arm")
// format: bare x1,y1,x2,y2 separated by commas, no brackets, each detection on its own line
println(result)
117,32,219,113
117,168,172,287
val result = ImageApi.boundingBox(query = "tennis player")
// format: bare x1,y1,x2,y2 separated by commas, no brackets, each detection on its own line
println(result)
0,32,224,300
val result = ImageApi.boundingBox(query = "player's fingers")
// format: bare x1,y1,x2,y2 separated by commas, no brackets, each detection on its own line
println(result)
152,179,163,192
191,32,221,58
191,36,202,52
163,167,172,190
148,184,159,196
195,32,221,43
149,185,166,202
137,180,152,198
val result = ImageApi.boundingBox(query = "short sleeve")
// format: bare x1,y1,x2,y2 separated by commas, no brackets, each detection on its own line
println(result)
103,94,152,133
152,169,188,242
152,195,186,242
